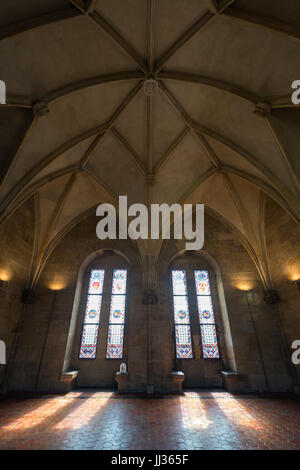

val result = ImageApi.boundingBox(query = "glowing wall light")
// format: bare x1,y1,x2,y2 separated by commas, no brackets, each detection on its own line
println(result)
289,273,300,289
48,281,66,291
0,269,12,283
235,281,253,292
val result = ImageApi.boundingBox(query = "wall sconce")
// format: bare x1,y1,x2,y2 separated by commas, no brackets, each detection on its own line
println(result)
0,271,11,294
289,274,300,290
0,279,8,297
235,282,253,292
290,279,300,290
236,282,281,304
0,270,11,292
48,282,65,291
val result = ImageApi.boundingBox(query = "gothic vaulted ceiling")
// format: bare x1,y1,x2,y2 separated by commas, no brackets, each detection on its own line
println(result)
0,0,300,287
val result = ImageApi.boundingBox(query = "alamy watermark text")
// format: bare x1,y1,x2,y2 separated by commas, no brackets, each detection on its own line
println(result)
0,80,6,105
0,340,6,365
96,196,204,251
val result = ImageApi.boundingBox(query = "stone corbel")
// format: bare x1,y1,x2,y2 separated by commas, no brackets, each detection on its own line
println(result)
263,289,281,304
142,288,158,305
33,101,49,117
21,288,36,304
254,101,272,117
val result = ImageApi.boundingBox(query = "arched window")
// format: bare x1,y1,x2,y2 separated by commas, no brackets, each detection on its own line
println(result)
171,268,220,359
79,268,128,359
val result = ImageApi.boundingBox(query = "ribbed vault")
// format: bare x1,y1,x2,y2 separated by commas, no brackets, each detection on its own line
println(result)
0,0,300,289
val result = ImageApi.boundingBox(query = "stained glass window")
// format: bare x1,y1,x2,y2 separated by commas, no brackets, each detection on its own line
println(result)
172,270,187,295
194,270,219,359
197,296,215,324
200,325,219,359
88,269,105,294
84,295,102,324
106,269,127,358
173,296,190,324
80,325,99,359
79,269,105,359
112,269,127,294
195,270,211,296
109,295,126,324
107,325,124,359
172,270,193,359
175,325,193,359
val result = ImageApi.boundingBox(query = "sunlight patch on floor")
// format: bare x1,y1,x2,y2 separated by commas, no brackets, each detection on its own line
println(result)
54,392,113,430
211,393,265,430
1,397,76,431
180,393,212,429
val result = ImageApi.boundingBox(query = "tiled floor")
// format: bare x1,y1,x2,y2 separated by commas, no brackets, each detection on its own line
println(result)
0,390,299,450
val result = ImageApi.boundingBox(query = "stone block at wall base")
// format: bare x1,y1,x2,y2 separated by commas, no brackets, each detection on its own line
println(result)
170,371,185,394
293,384,300,395
115,372,130,392
114,371,185,394
146,385,154,395
59,370,79,393
220,370,248,393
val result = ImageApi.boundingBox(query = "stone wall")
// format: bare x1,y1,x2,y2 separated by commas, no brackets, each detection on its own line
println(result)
265,197,300,386
7,214,147,393
3,207,296,394
156,215,292,393
0,197,35,392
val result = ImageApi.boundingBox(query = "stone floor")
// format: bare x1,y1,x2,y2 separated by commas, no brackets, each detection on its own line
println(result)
0,390,299,450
